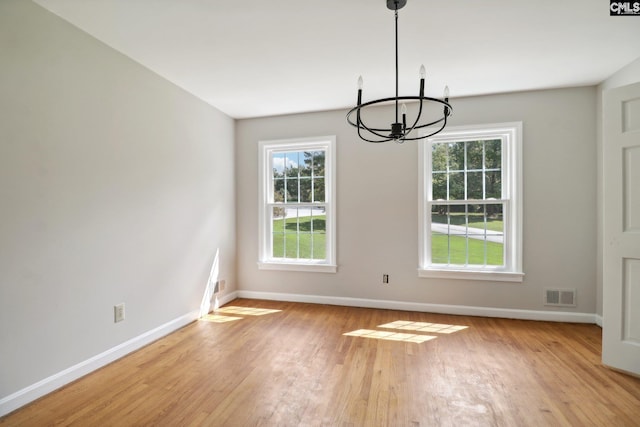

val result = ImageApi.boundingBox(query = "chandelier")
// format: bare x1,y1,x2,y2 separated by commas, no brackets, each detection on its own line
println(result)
346,0,452,144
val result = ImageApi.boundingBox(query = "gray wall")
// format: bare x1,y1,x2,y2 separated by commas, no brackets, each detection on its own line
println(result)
236,87,597,313
0,0,236,398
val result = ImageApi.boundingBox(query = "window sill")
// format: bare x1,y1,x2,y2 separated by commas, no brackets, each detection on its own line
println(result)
258,262,337,273
418,268,524,283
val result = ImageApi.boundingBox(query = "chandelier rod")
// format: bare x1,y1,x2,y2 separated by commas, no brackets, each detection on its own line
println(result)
394,7,399,125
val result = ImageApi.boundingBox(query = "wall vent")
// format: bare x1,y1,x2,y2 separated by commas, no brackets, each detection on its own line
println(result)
544,288,576,307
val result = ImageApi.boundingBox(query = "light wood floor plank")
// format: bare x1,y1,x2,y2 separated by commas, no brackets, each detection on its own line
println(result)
2,299,639,426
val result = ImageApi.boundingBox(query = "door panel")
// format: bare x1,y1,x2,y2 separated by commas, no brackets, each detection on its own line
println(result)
602,82,640,376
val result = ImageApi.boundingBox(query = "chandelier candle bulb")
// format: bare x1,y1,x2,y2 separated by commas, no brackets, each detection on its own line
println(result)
419,64,426,79
443,85,450,115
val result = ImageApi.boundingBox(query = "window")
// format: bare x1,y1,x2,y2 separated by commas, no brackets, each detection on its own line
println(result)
418,123,523,282
258,136,336,272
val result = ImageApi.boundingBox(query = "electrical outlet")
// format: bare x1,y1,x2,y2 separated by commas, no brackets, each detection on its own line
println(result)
383,274,389,284
114,303,125,323
219,280,226,291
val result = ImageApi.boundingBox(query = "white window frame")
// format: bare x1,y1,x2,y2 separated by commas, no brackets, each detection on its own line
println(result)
258,135,337,273
418,122,524,282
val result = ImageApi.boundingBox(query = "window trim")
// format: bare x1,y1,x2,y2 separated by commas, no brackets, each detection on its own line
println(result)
258,135,337,273
418,122,524,282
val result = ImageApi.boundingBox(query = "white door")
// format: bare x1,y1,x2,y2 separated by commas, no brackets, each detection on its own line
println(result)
602,81,640,375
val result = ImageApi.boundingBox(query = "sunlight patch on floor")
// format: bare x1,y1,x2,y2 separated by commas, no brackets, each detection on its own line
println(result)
215,306,282,316
343,329,436,343
378,320,469,334
200,314,243,323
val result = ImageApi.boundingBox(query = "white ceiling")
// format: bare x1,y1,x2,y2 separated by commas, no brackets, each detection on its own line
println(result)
34,0,640,119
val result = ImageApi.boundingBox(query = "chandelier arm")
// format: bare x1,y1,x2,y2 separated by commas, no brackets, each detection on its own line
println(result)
358,131,392,144
409,103,452,130
357,120,392,143
357,116,396,141
404,95,425,136
346,97,410,132
399,115,449,141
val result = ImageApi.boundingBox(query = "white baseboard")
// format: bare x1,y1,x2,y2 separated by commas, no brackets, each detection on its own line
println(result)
595,313,603,328
214,291,238,308
236,290,597,324
0,311,199,418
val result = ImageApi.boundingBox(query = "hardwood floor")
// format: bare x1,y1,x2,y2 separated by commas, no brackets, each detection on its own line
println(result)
2,299,640,426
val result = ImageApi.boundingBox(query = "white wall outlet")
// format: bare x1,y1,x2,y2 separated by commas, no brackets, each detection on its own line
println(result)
114,303,125,323
219,279,226,291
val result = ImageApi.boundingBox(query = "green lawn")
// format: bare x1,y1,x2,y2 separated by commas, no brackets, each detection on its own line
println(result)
432,233,503,265
272,216,325,259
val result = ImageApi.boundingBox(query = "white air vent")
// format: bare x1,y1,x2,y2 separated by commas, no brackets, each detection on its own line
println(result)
544,288,576,307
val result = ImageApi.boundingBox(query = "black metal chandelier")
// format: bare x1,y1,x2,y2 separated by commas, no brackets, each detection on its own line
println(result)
346,0,452,144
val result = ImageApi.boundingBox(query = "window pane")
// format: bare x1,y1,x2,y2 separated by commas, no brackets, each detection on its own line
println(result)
284,211,299,231
448,204,467,235
467,141,483,170
312,151,325,178
431,204,448,227
485,171,502,199
272,203,286,221
273,177,284,202
448,142,465,171
285,152,299,177
273,153,286,177
310,207,326,260
485,204,503,234
485,203,504,266
431,204,450,264
271,206,286,258
272,232,285,258
432,172,447,200
286,178,299,203
313,177,325,203
299,177,312,202
311,207,326,233
467,172,483,199
300,151,312,177
431,233,450,264
449,172,464,200
432,144,447,172
467,204,486,250
485,139,501,169
284,212,299,258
